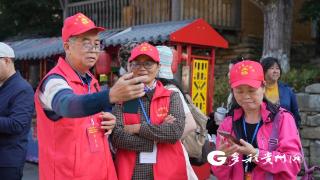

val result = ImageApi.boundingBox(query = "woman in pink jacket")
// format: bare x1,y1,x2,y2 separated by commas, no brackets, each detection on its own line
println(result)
211,60,302,180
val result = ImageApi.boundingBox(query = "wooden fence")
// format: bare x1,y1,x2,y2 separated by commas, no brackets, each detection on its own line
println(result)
66,0,241,30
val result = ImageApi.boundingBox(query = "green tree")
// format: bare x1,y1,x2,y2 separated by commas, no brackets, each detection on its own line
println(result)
0,0,62,41
300,0,320,23
300,0,320,54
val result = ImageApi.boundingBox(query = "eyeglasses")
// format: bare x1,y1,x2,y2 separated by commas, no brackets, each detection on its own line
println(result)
81,42,102,52
130,61,157,70
69,37,102,52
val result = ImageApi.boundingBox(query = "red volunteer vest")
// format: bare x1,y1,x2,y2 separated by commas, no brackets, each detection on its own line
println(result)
115,81,188,180
34,58,117,180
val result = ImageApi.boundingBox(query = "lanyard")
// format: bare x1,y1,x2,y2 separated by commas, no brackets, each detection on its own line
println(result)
138,98,151,125
242,117,260,172
242,118,260,145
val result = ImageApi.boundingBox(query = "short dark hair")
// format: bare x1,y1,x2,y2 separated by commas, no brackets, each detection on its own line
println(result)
260,57,282,76
118,41,140,71
229,56,244,65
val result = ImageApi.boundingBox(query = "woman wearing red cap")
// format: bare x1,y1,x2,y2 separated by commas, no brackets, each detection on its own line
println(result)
211,60,302,180
111,42,188,180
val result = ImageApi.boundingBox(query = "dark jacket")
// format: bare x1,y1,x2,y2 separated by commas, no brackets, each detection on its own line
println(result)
278,81,301,128
0,72,34,167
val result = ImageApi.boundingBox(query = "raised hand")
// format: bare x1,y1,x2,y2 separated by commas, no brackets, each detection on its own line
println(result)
109,73,148,103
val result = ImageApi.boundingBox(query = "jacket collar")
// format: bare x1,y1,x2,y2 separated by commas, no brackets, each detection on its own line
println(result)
56,57,94,84
233,102,272,123
152,80,171,101
0,71,20,90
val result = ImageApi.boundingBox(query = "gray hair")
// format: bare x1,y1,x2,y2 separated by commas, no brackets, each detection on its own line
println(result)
67,36,78,43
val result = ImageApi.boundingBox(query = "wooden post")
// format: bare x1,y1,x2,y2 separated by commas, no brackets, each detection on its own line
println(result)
39,60,43,81
186,45,192,66
171,0,181,21
232,0,241,29
43,59,47,79
60,0,69,19
208,48,215,114
177,44,183,64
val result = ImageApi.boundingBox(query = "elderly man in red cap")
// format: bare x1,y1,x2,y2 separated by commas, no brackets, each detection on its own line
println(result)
35,13,147,180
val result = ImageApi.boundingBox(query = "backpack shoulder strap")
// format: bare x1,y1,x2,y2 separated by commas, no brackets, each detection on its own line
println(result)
268,111,282,151
266,110,282,180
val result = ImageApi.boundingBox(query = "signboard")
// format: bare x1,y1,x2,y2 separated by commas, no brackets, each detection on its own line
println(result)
191,59,208,114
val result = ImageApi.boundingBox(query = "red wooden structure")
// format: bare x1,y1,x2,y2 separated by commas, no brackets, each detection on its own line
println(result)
100,18,228,115
169,19,228,115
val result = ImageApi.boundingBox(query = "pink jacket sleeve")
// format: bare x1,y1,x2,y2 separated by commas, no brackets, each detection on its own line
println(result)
255,111,302,176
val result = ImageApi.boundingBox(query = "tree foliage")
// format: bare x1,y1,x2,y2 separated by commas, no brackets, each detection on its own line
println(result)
299,0,320,22
299,0,320,54
0,0,63,41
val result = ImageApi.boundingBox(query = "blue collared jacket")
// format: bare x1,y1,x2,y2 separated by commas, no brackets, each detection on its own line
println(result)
0,72,34,167
278,81,301,128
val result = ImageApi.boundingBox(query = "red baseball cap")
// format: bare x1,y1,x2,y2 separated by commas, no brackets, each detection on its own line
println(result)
62,13,105,42
229,60,264,88
128,42,160,63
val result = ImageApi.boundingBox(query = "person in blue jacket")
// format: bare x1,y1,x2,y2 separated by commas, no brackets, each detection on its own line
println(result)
0,42,34,180
261,57,301,128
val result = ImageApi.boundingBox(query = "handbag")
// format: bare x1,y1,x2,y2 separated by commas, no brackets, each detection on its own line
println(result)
182,94,209,159
301,148,320,180
165,85,197,138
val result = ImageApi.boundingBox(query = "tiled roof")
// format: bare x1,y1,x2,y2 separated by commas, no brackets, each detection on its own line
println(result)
6,30,118,60
103,20,193,46
6,20,195,60
7,37,63,60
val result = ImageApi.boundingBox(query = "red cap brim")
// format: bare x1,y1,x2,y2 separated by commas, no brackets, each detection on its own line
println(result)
231,79,262,89
128,54,159,63
72,26,105,36
63,26,105,42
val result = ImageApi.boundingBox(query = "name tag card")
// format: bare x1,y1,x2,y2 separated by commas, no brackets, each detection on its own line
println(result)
139,143,157,164
87,125,103,153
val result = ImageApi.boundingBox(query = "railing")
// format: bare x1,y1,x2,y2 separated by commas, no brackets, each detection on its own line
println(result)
66,0,241,30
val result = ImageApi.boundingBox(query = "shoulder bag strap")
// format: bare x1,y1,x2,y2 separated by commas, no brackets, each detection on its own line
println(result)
265,111,281,180
268,111,281,152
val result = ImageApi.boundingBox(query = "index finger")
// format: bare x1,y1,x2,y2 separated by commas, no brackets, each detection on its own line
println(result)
127,75,148,85
121,72,134,80
100,112,116,120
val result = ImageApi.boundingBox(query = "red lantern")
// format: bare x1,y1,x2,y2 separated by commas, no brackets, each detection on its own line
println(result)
96,51,111,74
171,49,179,74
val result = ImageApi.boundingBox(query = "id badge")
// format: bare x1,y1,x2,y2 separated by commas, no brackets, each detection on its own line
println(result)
139,143,157,164
86,125,103,153
244,172,252,180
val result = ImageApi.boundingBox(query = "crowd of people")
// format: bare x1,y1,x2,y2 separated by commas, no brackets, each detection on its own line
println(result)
0,12,305,180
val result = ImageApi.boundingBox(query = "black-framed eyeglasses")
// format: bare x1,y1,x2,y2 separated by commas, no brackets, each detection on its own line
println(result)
130,61,157,70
